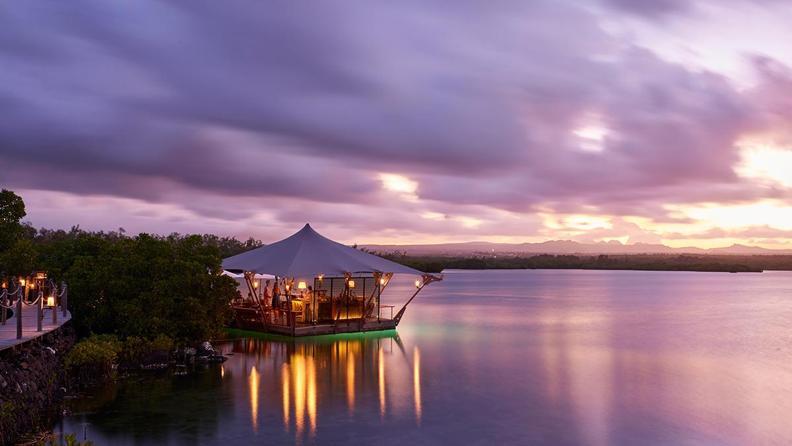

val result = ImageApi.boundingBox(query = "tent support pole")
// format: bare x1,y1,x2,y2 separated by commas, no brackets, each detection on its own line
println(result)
393,274,441,325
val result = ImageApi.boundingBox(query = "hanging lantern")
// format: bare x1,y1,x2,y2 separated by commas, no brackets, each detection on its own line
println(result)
35,271,47,280
297,281,307,290
29,282,36,290
348,280,356,289
253,281,259,289
415,279,422,288
19,278,26,287
1,281,7,289
317,274,324,281
47,296,55,307
380,278,386,285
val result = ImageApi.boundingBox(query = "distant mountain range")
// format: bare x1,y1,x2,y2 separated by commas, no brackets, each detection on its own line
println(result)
362,240,792,256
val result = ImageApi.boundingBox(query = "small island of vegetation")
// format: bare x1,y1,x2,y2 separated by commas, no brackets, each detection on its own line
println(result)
372,251,792,274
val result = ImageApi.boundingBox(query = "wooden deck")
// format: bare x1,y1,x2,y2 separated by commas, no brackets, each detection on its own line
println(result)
0,305,71,351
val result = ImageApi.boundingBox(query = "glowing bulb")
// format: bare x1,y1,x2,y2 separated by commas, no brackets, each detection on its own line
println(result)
348,280,356,289
1,281,6,289
19,279,26,287
253,281,259,289
380,278,386,285
415,280,422,288
29,282,35,289
298,281,307,290
47,296,55,307
317,274,324,281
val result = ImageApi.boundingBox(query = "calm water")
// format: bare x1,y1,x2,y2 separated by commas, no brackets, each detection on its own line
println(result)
58,270,792,445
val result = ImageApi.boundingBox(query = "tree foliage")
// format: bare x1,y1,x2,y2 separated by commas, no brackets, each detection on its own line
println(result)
0,190,258,344
0,189,26,254
45,231,240,341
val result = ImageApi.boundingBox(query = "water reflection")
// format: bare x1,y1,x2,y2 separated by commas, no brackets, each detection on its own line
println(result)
281,363,290,430
225,331,422,442
413,346,422,424
346,349,355,412
248,366,259,432
378,347,386,418
57,271,792,445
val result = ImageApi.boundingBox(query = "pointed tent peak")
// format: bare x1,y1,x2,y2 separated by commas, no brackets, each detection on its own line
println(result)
296,223,322,237
293,223,331,241
223,224,425,278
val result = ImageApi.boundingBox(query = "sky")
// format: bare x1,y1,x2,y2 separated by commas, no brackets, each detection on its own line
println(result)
2,0,792,248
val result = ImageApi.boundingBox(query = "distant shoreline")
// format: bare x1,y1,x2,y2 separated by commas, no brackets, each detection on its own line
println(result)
374,253,792,274
439,267,764,274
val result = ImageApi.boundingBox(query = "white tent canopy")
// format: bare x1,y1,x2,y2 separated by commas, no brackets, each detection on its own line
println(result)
221,270,274,280
222,224,423,278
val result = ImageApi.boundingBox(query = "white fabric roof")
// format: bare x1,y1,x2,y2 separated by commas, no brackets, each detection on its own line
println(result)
222,224,423,278
221,270,274,279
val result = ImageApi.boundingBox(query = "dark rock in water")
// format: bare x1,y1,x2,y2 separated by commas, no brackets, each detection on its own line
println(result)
196,353,227,363
142,350,170,366
140,363,169,370
208,354,227,363
196,341,216,357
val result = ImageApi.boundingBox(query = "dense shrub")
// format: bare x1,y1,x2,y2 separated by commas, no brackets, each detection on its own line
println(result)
65,335,122,385
119,334,174,368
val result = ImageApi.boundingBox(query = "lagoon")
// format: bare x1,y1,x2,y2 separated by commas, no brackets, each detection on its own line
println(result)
58,269,792,445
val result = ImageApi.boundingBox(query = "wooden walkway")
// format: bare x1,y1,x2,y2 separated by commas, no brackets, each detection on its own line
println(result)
0,304,71,351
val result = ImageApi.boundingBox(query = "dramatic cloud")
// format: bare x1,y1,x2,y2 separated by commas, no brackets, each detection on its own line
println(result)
1,0,791,246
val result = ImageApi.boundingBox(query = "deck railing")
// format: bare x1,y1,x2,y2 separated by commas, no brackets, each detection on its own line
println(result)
0,277,68,340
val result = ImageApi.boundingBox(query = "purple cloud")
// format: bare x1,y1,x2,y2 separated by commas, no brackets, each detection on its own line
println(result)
0,0,790,244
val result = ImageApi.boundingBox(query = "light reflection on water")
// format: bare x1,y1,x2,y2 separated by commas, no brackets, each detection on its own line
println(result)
223,333,420,442
58,270,792,445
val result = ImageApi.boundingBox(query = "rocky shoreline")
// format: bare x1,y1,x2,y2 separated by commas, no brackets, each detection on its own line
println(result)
0,322,76,445
0,326,229,445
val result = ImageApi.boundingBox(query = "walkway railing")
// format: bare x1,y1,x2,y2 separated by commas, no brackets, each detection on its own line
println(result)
0,276,68,340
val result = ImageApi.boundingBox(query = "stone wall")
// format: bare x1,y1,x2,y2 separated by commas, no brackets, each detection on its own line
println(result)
0,322,76,445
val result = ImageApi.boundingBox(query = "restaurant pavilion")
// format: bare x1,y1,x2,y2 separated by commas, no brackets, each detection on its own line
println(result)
222,224,440,336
